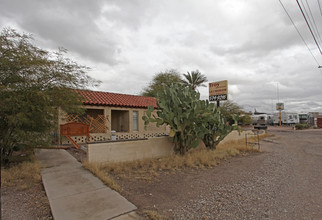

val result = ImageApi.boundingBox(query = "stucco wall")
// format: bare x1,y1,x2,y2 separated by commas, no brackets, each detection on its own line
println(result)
87,130,265,163
87,137,174,163
220,130,258,144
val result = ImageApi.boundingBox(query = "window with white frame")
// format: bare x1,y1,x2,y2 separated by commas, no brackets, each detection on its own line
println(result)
133,111,139,131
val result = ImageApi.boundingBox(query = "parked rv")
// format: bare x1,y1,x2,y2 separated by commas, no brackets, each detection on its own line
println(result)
273,112,299,125
299,113,308,124
267,114,274,125
251,114,268,129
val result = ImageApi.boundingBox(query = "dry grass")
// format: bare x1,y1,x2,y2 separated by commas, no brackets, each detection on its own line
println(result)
1,157,42,190
82,161,121,192
144,210,164,220
84,133,268,186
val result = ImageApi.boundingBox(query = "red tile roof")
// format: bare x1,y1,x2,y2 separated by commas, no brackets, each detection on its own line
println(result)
74,89,157,108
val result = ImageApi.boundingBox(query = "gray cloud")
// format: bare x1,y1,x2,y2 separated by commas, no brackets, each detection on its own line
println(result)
0,0,121,65
1,0,322,113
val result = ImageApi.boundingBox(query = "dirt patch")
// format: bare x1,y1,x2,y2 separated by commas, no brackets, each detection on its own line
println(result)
113,130,322,219
66,147,87,162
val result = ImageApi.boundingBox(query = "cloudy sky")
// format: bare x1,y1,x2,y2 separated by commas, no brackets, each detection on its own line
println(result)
1,0,322,113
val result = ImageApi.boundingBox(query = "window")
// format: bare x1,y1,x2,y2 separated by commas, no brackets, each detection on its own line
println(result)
111,110,129,132
289,115,293,120
133,111,139,131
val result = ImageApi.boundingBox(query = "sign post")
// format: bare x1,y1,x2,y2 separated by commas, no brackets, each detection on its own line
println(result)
209,80,228,107
276,103,284,126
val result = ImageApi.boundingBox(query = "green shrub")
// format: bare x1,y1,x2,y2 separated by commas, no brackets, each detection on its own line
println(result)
295,124,309,130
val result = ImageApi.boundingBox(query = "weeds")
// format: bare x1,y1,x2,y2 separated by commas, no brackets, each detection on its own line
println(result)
84,133,268,184
144,210,164,220
1,156,41,190
82,161,121,192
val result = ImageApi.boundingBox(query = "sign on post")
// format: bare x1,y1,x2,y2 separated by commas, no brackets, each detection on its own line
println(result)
209,80,228,101
276,103,284,110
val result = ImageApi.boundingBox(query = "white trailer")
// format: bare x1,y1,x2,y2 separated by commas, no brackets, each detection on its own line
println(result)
273,112,299,125
251,114,268,129
251,114,267,125
267,114,274,125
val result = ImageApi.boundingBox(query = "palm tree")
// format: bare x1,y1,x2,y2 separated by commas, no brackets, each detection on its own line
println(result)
182,70,208,90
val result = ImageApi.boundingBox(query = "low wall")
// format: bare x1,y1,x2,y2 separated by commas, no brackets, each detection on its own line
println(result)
220,130,260,144
87,130,265,163
87,137,174,163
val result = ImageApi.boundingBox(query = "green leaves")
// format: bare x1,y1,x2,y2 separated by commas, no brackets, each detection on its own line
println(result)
182,70,208,90
191,139,200,149
141,69,182,97
0,28,98,163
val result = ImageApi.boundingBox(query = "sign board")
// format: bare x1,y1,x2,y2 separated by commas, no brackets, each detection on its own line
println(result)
276,103,284,110
209,80,228,101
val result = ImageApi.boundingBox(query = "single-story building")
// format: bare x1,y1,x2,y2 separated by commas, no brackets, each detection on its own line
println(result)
58,89,169,145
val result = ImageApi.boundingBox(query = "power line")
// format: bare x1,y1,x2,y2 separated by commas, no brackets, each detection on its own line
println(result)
303,0,322,46
318,0,322,16
296,0,322,55
278,0,321,67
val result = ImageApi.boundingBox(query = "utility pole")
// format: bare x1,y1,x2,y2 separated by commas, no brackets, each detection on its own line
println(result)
277,83,282,126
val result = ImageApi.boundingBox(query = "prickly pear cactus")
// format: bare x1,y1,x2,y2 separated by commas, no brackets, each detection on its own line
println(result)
142,83,235,154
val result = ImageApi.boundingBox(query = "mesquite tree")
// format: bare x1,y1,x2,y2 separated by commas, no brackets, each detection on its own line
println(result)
141,69,182,97
0,28,98,163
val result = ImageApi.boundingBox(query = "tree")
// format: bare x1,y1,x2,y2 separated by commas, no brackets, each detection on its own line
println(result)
143,84,233,154
0,28,98,163
141,69,182,97
182,69,208,90
220,101,252,125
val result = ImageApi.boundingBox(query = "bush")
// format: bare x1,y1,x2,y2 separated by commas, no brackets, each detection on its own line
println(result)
295,124,309,130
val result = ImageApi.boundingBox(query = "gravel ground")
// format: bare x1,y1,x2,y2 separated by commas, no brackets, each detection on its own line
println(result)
1,147,85,220
1,183,52,220
117,129,322,219
9,128,317,220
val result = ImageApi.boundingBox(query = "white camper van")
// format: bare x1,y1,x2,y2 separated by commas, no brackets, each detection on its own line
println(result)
273,112,299,125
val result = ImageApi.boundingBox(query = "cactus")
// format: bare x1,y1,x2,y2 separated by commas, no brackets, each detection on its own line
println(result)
142,83,235,154
202,103,232,149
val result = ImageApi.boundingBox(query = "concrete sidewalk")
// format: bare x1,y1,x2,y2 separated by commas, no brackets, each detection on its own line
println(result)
36,149,139,220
